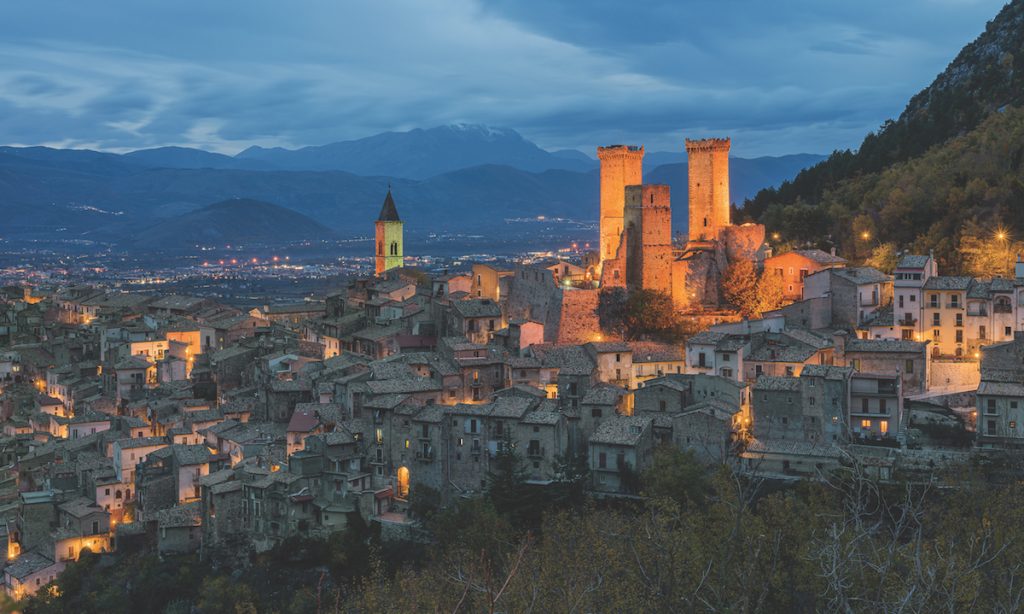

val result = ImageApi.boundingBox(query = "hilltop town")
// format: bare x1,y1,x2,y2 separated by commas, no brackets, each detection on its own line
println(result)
0,135,1018,603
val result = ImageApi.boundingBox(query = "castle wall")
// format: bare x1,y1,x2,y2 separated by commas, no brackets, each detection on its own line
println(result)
685,138,731,242
624,184,673,296
505,266,566,343
556,289,601,345
597,145,644,267
721,223,765,264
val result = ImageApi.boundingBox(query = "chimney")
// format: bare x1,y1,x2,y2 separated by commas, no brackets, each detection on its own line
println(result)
832,330,848,364
830,247,837,257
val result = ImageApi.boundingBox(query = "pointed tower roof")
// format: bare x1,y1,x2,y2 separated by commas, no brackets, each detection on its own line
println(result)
377,190,401,222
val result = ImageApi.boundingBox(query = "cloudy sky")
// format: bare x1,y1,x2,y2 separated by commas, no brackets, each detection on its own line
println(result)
0,0,1007,157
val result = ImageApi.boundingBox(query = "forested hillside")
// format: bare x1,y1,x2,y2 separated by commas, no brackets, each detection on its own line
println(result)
742,0,1024,269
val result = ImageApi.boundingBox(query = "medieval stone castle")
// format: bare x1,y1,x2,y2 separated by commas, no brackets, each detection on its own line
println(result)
371,137,767,344
597,137,766,310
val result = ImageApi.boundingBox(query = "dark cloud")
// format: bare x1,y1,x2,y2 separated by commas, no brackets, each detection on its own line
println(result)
0,0,1007,156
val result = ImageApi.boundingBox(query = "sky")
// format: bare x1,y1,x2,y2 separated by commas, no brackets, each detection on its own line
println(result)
0,0,1009,157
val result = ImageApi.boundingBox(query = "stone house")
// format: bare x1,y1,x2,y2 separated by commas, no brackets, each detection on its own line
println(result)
588,415,654,494
764,249,847,301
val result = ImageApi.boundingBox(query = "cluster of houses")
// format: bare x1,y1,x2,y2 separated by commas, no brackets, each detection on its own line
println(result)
0,247,1022,598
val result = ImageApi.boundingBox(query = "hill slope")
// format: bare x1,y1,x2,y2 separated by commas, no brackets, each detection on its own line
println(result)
234,124,598,178
132,198,336,247
744,0,1024,227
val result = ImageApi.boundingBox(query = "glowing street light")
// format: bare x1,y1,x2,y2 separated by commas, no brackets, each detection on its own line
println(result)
861,231,871,240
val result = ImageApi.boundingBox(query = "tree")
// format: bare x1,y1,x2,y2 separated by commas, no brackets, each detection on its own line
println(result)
486,431,544,528
722,259,760,318
641,445,712,509
755,268,786,316
596,287,628,339
865,242,898,273
408,484,442,520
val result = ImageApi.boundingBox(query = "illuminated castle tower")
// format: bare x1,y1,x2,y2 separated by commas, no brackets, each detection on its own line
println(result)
375,189,403,275
624,184,673,295
597,145,644,266
685,138,731,242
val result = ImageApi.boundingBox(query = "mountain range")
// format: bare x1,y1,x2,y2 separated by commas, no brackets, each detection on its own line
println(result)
0,127,824,244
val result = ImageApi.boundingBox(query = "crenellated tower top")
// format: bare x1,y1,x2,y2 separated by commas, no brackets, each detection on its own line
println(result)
597,144,645,159
685,138,731,153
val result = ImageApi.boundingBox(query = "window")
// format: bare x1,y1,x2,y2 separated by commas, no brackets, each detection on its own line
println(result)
659,400,666,411
861,419,871,429
722,353,731,362
986,399,997,414
979,326,987,340
598,452,607,469
862,398,869,412
1011,421,1018,430
809,397,815,406
988,419,997,434
956,313,963,327
879,399,887,414
591,407,602,418
905,359,914,374
932,313,941,326
615,353,621,363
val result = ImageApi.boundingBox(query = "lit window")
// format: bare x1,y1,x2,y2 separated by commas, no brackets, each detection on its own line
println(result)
861,419,871,429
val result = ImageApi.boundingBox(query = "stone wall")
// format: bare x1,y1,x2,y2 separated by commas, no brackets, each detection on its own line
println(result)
928,360,981,392
557,289,601,344
721,223,766,264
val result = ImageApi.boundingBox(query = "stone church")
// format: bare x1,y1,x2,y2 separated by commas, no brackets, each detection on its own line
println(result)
597,137,767,310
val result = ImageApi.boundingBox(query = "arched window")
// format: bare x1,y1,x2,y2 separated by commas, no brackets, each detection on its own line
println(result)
390,242,398,256
377,241,383,255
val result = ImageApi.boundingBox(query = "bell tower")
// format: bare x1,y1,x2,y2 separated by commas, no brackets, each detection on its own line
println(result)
375,189,403,275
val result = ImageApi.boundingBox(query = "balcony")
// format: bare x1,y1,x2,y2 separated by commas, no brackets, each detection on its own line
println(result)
527,446,545,459
860,296,879,307
947,303,962,310
995,304,1013,314
967,308,988,317
898,317,917,327
415,448,435,462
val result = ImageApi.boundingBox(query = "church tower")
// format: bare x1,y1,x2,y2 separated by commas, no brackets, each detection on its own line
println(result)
597,145,644,267
375,189,403,275
685,138,731,242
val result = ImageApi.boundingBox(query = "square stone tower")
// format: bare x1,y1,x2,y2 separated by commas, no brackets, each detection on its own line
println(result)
624,184,673,295
597,145,644,266
685,138,731,242
375,189,403,275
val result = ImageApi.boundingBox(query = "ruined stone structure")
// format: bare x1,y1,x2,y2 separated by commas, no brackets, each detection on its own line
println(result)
597,145,644,268
685,138,731,242
375,190,403,276
624,184,673,296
